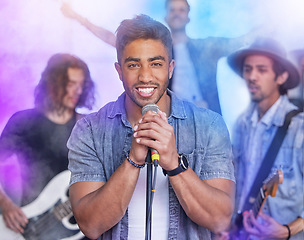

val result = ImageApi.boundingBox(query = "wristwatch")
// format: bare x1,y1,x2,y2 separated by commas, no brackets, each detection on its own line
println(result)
163,154,189,176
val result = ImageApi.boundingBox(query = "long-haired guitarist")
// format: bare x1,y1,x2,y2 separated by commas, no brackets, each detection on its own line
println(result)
226,38,304,239
0,53,95,238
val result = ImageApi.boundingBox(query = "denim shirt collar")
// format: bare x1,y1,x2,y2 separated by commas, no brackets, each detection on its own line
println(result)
168,89,187,120
250,96,283,128
271,95,298,126
246,95,296,130
107,92,130,127
107,90,187,125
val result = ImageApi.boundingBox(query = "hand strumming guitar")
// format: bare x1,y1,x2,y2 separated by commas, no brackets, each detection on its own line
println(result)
243,211,290,239
0,192,28,233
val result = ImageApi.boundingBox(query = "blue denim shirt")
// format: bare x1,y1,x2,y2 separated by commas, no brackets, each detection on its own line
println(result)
68,90,235,240
233,95,303,240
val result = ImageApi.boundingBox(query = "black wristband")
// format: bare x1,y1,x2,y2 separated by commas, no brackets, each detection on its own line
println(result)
283,224,291,240
126,153,145,168
163,154,189,176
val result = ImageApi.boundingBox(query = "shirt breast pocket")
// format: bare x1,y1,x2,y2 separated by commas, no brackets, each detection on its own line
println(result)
274,146,297,198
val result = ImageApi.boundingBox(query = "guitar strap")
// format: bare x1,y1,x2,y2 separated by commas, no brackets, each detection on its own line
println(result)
242,109,302,211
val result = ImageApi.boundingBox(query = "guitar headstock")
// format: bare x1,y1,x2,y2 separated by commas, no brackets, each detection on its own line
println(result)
263,169,283,197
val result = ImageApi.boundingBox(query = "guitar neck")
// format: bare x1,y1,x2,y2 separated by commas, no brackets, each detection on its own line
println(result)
53,200,72,220
251,169,283,218
230,170,283,239
252,188,266,218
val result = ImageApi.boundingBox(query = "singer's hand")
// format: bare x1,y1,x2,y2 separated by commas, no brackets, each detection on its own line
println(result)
133,110,179,170
129,120,150,166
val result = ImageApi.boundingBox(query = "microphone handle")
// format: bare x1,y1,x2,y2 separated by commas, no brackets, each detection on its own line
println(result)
151,148,159,166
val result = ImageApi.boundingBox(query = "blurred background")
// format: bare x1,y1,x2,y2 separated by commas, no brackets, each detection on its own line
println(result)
0,0,303,135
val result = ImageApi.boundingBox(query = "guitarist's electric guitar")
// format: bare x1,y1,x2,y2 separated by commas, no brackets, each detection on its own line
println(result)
0,170,84,240
229,169,283,240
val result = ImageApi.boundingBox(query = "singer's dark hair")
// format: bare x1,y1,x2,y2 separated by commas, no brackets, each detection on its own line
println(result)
34,53,95,113
115,14,173,64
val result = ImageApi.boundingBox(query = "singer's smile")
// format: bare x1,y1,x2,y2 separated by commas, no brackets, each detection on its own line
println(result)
136,87,156,98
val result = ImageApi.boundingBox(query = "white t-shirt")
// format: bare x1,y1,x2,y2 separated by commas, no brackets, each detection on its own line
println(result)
128,165,169,239
172,43,205,107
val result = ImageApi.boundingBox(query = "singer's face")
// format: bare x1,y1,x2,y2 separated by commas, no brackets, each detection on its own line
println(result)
115,38,175,109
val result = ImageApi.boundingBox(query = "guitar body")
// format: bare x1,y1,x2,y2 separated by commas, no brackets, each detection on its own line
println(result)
229,170,283,240
229,213,249,240
0,171,84,240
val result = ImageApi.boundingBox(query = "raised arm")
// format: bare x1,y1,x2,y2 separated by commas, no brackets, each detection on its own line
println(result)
61,2,116,47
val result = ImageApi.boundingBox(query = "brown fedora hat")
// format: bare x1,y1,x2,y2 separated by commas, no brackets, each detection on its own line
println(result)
291,48,304,66
227,37,300,89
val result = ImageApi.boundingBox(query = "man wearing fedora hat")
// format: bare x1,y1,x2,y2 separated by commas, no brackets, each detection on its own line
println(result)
227,37,303,239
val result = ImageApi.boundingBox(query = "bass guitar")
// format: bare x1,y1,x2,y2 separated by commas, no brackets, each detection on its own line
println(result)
0,170,84,240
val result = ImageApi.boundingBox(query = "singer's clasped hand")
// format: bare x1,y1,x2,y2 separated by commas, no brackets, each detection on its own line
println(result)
132,109,179,172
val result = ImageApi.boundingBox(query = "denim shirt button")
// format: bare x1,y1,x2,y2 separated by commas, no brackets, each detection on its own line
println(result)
289,188,296,196
170,209,176,215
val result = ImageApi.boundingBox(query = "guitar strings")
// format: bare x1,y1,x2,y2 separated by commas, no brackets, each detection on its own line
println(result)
25,212,74,236
24,200,77,236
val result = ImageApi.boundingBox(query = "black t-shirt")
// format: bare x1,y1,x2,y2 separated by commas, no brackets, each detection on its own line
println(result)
0,108,76,206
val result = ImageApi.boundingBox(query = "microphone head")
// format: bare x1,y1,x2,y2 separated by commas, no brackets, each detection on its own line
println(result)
142,103,160,115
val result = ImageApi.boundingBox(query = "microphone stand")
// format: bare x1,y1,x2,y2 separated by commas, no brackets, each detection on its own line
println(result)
145,149,152,240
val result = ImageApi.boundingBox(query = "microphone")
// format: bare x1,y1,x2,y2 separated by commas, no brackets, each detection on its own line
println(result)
142,104,160,166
